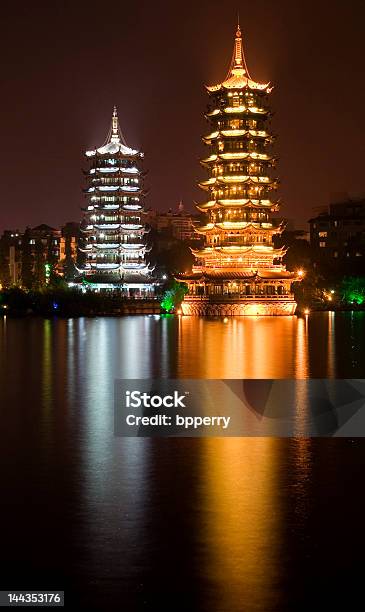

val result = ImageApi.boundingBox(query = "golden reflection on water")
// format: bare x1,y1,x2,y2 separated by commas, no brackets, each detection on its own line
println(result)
177,316,311,378
290,437,313,528
41,319,52,412
198,438,282,609
327,312,335,378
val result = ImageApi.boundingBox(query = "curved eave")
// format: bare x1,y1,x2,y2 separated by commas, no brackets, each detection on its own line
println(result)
93,224,120,230
120,244,145,251
203,130,269,143
91,187,144,195
214,152,273,162
206,79,271,93
200,153,274,165
94,244,120,250
205,106,270,117
121,206,143,212
196,222,281,233
256,270,297,280
85,144,143,158
227,106,269,116
121,265,152,273
120,227,146,235
198,176,275,189
90,263,120,270
89,170,143,179
196,199,278,210
220,222,281,233
191,245,285,256
176,269,296,283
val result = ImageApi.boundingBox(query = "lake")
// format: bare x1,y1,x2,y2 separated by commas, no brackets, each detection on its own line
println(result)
0,312,364,610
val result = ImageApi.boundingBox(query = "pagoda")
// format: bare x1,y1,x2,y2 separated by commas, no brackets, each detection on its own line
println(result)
176,25,301,315
78,107,155,295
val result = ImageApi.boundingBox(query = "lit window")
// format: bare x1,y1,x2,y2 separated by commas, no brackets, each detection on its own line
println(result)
333,251,338,258
319,242,326,247
318,231,327,238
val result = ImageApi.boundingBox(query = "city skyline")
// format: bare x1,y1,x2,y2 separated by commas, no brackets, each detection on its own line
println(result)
1,0,365,231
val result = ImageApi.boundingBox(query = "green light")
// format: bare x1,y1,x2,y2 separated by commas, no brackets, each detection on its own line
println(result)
161,296,174,312
160,281,188,313
348,293,364,305
341,276,365,306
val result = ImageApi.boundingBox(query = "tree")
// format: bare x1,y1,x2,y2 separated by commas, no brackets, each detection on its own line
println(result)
341,276,365,305
160,281,188,312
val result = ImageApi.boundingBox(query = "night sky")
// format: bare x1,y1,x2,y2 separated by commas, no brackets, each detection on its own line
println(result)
1,0,365,231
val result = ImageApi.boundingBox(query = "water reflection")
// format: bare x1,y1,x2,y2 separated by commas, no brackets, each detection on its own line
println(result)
198,438,282,610
327,312,335,377
289,438,313,532
1,314,365,610
176,314,329,378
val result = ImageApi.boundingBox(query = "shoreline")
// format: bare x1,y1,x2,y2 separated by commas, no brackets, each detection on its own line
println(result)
1,306,365,318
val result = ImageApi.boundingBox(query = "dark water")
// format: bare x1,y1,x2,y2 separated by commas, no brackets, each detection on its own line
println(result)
0,312,365,611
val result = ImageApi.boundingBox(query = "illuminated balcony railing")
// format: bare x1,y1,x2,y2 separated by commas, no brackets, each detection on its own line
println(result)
120,241,144,248
201,261,284,269
185,294,293,302
121,224,143,230
94,224,120,230
95,243,119,249
91,263,120,270
122,258,144,264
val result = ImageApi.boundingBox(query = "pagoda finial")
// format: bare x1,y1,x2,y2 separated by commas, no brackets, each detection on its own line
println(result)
101,106,128,147
233,23,243,71
111,105,120,143
225,22,253,81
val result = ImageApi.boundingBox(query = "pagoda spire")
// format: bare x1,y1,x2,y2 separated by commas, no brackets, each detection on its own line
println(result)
207,22,269,92
104,105,128,146
233,24,244,71
111,105,120,143
226,22,253,81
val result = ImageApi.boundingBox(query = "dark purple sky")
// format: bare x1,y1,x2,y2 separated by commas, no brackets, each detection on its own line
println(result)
1,0,365,231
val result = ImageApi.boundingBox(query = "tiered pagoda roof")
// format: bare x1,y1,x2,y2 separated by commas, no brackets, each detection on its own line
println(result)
206,25,271,93
85,109,141,158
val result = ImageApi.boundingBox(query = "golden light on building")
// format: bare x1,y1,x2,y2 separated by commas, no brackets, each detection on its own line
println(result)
176,25,301,316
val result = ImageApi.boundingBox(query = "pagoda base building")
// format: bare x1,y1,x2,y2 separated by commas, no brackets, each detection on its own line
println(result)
176,25,301,315
178,270,298,317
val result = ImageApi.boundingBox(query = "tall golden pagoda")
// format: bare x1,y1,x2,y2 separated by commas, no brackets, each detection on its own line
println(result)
176,25,301,315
